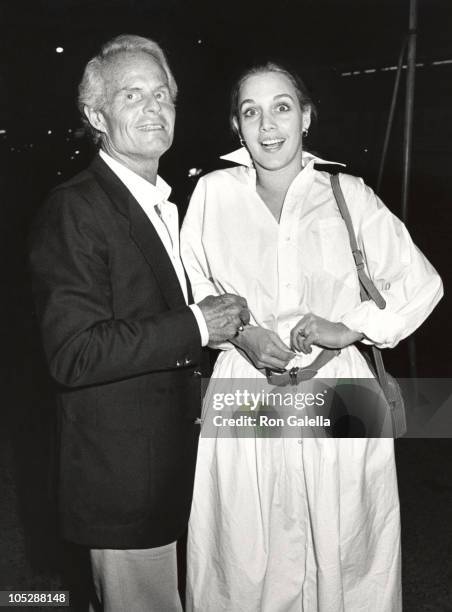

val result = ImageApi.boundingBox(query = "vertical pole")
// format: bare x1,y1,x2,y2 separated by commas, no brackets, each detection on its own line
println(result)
376,37,407,193
403,0,419,401
402,0,417,222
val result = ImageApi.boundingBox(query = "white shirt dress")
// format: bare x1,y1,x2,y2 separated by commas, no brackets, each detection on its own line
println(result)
180,149,443,612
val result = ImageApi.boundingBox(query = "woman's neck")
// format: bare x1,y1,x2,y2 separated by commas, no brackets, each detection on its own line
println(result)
255,157,303,196
255,158,304,222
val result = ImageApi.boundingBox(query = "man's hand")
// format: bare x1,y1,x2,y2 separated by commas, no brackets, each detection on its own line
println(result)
231,325,295,371
290,313,363,354
198,294,250,343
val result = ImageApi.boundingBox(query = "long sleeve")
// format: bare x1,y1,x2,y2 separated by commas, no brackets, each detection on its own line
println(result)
339,174,443,349
181,178,220,301
181,177,233,350
30,187,201,388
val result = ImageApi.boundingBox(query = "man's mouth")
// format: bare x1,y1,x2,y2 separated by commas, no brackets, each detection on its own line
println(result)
260,138,285,151
137,123,165,132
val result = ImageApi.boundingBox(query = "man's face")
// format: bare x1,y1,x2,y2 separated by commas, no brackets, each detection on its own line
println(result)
95,51,175,164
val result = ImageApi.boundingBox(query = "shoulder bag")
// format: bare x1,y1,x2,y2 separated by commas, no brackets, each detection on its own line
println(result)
330,173,407,438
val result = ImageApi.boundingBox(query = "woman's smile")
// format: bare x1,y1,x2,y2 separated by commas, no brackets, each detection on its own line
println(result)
260,137,286,151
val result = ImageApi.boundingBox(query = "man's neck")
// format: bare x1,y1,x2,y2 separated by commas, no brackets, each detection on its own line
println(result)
101,147,159,185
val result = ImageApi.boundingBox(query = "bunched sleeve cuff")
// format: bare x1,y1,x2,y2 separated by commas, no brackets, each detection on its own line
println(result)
340,301,407,348
189,303,209,347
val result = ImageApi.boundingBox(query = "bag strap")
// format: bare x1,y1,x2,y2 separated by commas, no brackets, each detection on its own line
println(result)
329,174,394,398
330,174,386,309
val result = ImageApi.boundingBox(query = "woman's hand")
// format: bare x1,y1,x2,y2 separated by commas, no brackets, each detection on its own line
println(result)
231,325,295,371
290,314,363,354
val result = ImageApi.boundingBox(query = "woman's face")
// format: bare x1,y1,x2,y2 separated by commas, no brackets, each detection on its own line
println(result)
235,71,310,175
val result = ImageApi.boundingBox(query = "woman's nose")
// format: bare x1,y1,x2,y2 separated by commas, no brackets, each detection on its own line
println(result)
260,111,275,131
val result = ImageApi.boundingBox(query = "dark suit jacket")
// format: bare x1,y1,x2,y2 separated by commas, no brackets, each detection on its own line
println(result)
29,155,203,549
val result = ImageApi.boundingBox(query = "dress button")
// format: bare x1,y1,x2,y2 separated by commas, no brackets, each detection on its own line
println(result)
184,357,191,365
192,369,202,378
176,360,181,367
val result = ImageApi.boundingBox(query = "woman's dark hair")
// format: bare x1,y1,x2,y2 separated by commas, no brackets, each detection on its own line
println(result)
229,62,317,136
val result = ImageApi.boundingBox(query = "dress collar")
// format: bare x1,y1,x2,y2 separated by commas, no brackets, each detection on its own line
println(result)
219,147,345,169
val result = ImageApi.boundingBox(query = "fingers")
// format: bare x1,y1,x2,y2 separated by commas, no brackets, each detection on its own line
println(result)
290,314,319,353
290,316,308,351
198,295,248,324
256,334,294,369
239,307,251,326
221,293,248,309
198,295,250,343
298,331,315,354
221,295,251,326
268,332,295,360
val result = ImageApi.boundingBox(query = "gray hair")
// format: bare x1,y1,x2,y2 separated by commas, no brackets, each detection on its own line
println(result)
78,34,178,145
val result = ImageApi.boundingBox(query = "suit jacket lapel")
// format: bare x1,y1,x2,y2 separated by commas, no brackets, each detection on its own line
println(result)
90,155,186,310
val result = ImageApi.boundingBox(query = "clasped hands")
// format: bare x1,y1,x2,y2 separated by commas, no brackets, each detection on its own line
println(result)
231,313,363,371
197,294,251,343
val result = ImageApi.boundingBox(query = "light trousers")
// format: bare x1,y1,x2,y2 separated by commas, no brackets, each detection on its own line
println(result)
89,541,183,612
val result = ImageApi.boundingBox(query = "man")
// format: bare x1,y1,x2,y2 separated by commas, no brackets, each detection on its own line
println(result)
29,34,248,611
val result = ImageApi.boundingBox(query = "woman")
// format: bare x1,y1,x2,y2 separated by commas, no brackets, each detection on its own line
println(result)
180,63,443,611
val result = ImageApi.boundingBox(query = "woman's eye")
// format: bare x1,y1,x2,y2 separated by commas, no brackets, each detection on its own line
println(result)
243,108,258,118
126,92,139,101
276,103,290,112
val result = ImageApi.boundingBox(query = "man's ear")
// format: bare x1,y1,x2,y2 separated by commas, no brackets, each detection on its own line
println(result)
302,106,312,132
84,105,107,134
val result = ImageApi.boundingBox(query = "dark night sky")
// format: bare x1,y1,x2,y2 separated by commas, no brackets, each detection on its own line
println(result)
2,0,452,174
1,0,451,196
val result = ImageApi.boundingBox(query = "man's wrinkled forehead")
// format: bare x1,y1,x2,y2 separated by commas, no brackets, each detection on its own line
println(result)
102,50,167,93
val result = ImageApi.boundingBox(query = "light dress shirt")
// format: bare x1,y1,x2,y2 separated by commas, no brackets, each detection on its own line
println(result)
181,147,443,359
99,149,209,346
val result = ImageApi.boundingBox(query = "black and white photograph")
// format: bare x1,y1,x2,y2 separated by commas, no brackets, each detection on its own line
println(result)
1,1,451,610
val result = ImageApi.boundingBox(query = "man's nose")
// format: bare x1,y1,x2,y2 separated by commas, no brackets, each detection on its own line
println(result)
144,94,161,113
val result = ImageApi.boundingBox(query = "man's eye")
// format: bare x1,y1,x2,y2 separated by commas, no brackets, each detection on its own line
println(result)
155,90,167,101
126,92,140,101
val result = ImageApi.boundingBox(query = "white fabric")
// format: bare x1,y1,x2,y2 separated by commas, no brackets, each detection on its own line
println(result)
99,149,209,346
219,146,346,169
180,152,443,611
89,543,182,612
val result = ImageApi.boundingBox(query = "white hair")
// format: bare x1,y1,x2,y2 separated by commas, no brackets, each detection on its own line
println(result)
78,34,177,144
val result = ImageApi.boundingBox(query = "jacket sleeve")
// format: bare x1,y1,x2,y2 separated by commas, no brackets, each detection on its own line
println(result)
338,174,443,349
29,186,201,388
